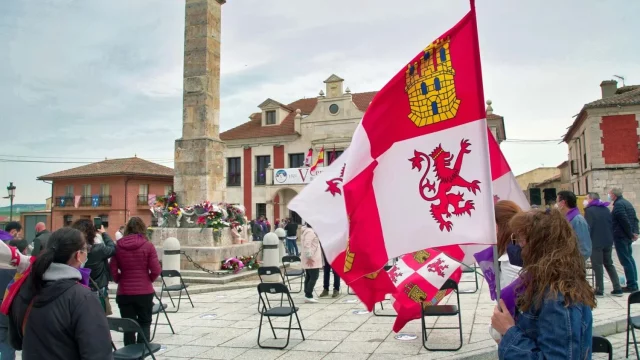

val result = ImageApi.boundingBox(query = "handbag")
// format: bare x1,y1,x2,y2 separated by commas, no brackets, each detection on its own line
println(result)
89,277,113,316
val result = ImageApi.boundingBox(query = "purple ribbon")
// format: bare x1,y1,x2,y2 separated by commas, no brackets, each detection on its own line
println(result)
78,267,92,287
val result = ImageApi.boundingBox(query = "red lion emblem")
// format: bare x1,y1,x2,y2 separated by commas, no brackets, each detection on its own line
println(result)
427,258,449,277
408,139,481,232
325,164,346,197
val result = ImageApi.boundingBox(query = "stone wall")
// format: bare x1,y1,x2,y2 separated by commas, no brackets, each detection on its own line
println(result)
591,168,640,209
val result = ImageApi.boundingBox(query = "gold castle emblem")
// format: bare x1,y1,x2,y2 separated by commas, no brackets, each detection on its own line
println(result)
404,283,427,303
413,250,431,264
405,37,460,127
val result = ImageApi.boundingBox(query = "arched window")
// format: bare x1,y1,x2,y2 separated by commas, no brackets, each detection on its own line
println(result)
409,65,415,75
421,82,428,95
440,48,446,62
431,101,439,115
434,78,441,91
424,52,430,61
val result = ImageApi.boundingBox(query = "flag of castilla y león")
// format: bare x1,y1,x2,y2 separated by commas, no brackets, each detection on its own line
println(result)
289,2,497,311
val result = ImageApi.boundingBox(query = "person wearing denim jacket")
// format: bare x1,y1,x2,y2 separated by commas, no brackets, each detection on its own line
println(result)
492,208,596,360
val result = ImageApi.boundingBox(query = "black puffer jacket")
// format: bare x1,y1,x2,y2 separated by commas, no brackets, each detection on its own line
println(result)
86,232,116,290
612,196,639,240
32,230,51,256
9,263,113,360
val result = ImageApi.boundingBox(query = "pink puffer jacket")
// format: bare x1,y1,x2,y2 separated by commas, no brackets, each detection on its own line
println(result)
109,234,161,295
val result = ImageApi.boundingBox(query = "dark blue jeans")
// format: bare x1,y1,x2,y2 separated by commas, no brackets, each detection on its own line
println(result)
286,238,299,256
323,261,340,291
614,238,638,289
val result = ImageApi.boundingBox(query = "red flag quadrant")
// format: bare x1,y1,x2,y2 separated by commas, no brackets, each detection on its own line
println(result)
390,245,465,332
342,6,495,282
289,149,396,309
487,129,530,210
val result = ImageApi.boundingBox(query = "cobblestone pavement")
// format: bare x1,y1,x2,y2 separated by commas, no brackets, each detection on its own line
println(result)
11,258,638,359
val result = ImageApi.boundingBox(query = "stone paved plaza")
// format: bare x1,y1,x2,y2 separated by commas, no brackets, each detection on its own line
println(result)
11,262,639,359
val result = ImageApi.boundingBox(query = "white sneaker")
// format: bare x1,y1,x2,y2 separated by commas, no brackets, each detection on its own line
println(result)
305,297,318,303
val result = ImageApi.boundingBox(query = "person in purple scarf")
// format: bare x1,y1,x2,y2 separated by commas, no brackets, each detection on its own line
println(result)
584,192,623,297
556,191,591,260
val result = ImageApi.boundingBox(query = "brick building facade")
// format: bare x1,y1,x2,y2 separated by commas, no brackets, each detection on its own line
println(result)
38,157,174,238
563,80,640,208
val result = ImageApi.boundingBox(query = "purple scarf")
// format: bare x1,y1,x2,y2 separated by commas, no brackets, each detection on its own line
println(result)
565,207,580,222
0,230,13,242
587,199,610,208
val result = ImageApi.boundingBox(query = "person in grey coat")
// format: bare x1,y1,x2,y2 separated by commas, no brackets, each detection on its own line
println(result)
584,192,622,297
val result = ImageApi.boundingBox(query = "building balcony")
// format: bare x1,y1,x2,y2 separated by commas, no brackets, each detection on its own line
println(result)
55,196,74,207
55,195,112,208
80,196,92,206
137,194,149,206
81,195,112,207
99,196,112,206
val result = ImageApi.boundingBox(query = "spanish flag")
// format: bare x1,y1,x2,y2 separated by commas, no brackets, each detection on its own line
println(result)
310,146,324,172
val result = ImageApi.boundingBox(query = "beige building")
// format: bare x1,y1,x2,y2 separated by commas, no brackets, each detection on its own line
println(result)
562,80,640,208
220,75,507,222
515,167,561,206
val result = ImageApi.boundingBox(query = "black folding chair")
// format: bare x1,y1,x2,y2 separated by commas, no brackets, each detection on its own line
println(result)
421,279,463,351
257,266,286,312
627,291,640,360
257,283,305,349
150,292,174,341
108,317,161,360
160,270,194,313
373,265,396,317
282,256,304,293
592,336,613,360
459,263,479,294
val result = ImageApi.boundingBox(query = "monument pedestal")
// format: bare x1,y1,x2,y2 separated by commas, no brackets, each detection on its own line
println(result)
151,227,261,271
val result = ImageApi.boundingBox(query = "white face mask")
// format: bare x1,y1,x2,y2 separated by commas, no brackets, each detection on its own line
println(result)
583,200,589,207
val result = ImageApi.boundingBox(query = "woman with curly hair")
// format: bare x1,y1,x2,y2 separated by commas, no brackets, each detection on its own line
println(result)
491,208,596,359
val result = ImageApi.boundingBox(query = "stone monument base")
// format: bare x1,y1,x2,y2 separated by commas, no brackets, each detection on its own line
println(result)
149,227,262,271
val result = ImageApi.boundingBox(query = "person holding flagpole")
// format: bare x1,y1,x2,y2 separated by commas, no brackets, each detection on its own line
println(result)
491,208,595,359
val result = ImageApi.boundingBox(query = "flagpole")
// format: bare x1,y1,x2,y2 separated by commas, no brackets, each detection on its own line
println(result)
470,0,502,306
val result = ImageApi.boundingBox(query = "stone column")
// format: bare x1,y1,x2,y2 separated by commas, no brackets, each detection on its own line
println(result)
174,0,227,206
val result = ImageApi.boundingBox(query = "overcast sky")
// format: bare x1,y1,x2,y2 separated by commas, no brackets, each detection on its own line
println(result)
1,0,639,206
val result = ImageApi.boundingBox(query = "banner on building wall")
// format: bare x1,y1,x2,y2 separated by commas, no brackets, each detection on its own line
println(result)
273,167,325,185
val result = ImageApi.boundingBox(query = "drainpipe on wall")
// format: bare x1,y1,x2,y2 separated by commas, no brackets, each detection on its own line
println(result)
41,180,53,229
124,177,132,225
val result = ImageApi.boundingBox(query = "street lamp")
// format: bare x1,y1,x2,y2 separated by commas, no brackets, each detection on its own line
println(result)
5,182,16,222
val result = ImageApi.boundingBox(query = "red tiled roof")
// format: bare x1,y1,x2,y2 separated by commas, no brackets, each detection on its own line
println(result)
38,157,174,180
220,92,378,141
